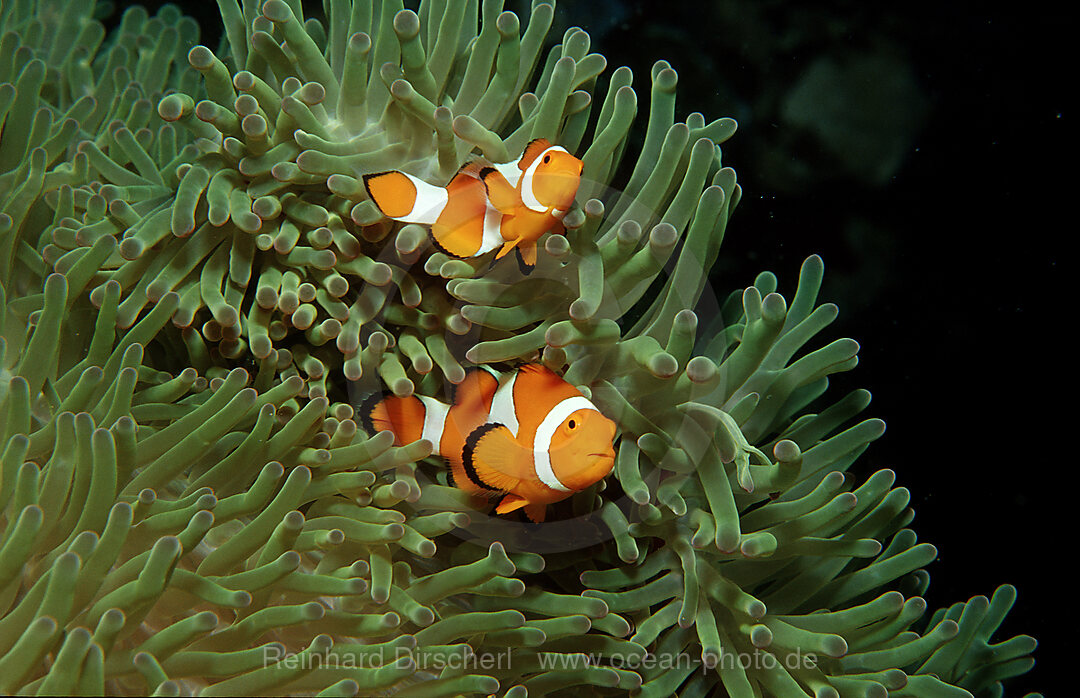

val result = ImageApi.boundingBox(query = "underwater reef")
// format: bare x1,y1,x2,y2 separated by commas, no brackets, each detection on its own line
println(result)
0,0,1040,695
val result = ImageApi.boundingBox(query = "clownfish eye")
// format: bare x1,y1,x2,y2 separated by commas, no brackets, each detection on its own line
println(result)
568,419,576,429
543,154,551,163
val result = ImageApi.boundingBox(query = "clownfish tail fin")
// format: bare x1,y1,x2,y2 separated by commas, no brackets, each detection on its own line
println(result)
363,171,448,225
357,391,391,436
358,391,428,446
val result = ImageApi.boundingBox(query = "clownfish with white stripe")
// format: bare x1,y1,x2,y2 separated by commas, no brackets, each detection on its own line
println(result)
361,138,583,273
359,363,616,522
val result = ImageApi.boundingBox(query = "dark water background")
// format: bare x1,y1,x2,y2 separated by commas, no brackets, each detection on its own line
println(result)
110,0,1061,691
572,2,1060,693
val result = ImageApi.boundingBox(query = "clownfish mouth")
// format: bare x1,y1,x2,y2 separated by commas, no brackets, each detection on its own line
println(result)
557,453,615,492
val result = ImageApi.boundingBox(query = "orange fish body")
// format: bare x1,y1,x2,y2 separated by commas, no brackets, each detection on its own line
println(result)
362,139,583,272
360,364,616,522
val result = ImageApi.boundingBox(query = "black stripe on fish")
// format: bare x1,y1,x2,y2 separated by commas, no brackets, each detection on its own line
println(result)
461,422,504,492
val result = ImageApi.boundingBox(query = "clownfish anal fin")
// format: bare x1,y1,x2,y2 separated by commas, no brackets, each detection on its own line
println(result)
514,243,536,274
478,167,520,214
463,423,532,492
523,503,547,523
519,138,553,170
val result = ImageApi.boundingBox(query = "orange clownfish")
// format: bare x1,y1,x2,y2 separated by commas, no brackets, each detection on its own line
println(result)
359,364,616,522
362,139,583,273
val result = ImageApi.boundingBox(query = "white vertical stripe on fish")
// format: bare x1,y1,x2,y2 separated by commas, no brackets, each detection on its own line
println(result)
401,172,449,224
478,203,505,254
532,396,598,492
494,161,523,188
519,146,556,213
417,396,449,455
487,372,520,437
520,146,568,213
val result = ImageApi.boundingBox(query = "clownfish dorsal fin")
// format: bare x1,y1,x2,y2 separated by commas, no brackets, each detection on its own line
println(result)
515,361,560,380
478,167,520,214
451,366,499,412
463,423,533,492
518,138,553,170
456,158,491,179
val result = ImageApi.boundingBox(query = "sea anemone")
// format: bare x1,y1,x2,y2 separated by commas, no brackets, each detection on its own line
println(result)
0,0,1037,695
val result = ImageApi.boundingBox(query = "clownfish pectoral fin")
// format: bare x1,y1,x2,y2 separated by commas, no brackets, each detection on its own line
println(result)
495,493,529,515
478,167,521,214
462,423,532,492
363,171,448,225
523,503,547,523
449,456,499,497
514,242,537,274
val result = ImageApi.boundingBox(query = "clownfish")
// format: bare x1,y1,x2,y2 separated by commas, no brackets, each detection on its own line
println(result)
362,138,583,273
359,363,616,522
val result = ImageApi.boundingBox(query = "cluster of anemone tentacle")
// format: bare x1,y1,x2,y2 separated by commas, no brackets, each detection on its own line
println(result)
0,0,1036,695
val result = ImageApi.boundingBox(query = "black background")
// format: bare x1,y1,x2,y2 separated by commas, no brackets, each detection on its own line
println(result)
115,0,1060,692
580,2,1060,694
